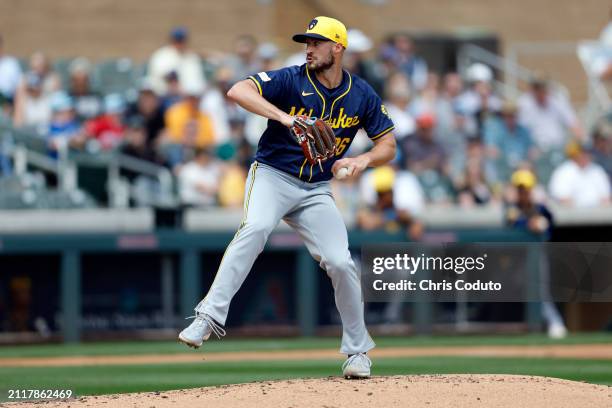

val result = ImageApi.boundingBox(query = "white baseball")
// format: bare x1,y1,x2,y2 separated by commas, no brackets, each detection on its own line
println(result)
335,167,350,180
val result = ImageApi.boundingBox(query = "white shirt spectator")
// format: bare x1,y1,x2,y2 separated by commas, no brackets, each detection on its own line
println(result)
385,103,415,141
0,55,22,98
148,45,205,96
20,94,51,131
178,158,222,206
456,89,503,116
549,160,611,207
518,93,578,151
200,87,230,145
360,169,425,216
244,112,267,146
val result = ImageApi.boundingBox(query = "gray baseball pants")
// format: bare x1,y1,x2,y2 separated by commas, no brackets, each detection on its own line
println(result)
195,161,375,354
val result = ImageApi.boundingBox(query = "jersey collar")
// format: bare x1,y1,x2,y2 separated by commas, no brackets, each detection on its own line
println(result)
304,65,352,120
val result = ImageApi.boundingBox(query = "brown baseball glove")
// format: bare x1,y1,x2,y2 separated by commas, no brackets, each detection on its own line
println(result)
290,116,337,171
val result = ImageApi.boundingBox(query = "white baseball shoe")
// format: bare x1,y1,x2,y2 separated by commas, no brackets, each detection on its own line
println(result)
342,353,372,379
178,312,226,349
547,323,568,339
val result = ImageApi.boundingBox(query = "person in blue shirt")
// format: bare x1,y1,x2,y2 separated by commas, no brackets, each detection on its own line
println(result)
484,101,537,182
178,16,396,379
47,92,83,159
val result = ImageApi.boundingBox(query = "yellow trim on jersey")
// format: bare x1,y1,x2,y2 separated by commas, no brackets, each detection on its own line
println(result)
328,71,352,119
301,68,353,181
369,126,395,141
298,158,308,179
305,66,326,117
248,76,263,96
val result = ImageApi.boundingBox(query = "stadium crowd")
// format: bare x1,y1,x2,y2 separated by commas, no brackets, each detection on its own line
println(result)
1,27,611,227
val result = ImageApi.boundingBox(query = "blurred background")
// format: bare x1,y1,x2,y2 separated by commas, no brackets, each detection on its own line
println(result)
1,0,612,345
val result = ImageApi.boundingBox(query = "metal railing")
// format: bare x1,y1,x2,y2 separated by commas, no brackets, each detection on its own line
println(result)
457,43,571,100
576,40,612,127
1,124,176,208
1,124,77,192
107,153,175,208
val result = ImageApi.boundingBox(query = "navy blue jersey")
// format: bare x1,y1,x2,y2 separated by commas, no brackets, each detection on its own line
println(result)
248,64,395,183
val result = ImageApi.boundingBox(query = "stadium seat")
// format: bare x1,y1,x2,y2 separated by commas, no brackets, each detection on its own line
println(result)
417,170,454,203
201,60,217,82
92,58,139,96
534,149,566,186
52,58,75,90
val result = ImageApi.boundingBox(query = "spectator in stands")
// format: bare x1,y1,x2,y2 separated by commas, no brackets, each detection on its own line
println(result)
215,116,253,169
217,162,247,208
383,72,415,141
0,34,22,102
148,27,206,96
27,52,61,94
435,72,468,175
591,120,612,185
0,92,12,174
455,152,492,207
584,9,612,81
401,112,447,176
47,92,84,158
0,93,11,124
344,29,385,96
484,101,537,182
159,71,183,111
67,58,102,122
200,65,234,147
410,72,441,116
12,72,52,133
456,63,501,137
125,79,165,149
84,94,126,151
548,141,611,207
257,42,280,72
380,33,428,91
331,167,362,219
225,34,261,83
120,117,165,173
162,84,215,168
357,165,424,240
505,169,568,338
518,78,583,152
178,146,222,207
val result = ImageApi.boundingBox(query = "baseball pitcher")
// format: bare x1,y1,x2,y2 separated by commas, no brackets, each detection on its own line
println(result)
179,16,396,378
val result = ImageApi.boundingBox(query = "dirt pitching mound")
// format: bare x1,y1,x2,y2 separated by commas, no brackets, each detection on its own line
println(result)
7,375,612,408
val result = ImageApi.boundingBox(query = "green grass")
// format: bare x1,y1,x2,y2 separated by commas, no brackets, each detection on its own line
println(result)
0,356,611,401
0,333,611,358
0,334,610,401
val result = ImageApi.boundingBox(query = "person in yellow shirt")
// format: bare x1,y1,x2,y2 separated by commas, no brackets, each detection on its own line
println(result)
163,84,215,167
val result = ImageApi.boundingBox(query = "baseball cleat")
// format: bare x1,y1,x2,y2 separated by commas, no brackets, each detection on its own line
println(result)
178,312,226,349
547,323,568,339
342,352,371,379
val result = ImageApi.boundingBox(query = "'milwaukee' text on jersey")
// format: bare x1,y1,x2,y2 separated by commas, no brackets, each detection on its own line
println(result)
248,64,395,183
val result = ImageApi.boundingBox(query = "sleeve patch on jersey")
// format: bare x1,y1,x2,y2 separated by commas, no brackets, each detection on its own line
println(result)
257,72,271,82
381,104,390,117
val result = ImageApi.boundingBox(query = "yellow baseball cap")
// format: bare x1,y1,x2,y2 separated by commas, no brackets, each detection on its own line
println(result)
511,169,537,189
372,166,395,193
293,16,348,48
